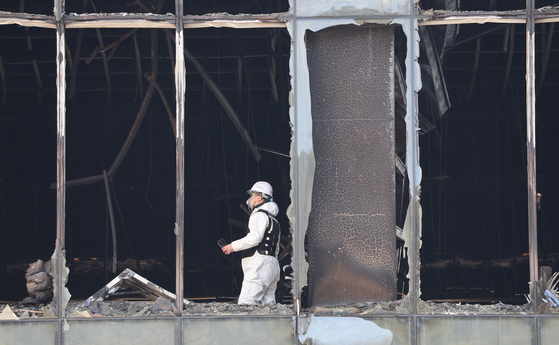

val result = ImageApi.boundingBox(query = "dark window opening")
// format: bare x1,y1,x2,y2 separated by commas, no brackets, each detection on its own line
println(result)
420,22,559,304
0,23,292,303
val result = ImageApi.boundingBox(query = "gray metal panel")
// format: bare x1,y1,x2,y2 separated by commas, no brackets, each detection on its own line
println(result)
0,321,57,345
418,316,535,345
306,25,396,306
182,318,295,345
65,319,176,345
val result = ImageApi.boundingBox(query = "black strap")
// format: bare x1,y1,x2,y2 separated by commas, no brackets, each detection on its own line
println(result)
239,210,280,258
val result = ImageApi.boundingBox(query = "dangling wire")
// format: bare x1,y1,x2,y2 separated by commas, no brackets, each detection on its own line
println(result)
111,180,136,260
495,86,512,298
459,114,480,298
105,203,110,283
432,114,449,298
398,173,407,227
216,28,235,297
243,28,251,189
425,120,440,297
145,108,155,211
541,206,554,256
242,29,259,180
509,64,526,298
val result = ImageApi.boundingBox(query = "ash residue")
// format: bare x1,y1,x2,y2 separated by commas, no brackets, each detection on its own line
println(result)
182,302,293,316
0,302,55,319
418,300,529,315
66,300,158,317
300,299,559,315
537,6,559,14
428,9,527,16
6,298,559,319
62,300,293,317
303,300,403,316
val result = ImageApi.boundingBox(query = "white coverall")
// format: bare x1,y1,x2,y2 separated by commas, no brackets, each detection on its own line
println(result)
231,201,280,305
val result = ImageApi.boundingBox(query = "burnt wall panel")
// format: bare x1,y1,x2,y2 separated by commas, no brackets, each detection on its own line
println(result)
306,25,396,306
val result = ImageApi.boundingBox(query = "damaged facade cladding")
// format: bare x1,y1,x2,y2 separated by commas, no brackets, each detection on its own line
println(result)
2,0,559,344
287,5,422,313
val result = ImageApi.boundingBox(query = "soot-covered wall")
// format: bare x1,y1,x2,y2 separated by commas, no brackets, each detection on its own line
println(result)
305,25,396,306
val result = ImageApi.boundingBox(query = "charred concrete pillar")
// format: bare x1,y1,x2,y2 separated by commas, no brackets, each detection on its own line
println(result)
306,25,396,306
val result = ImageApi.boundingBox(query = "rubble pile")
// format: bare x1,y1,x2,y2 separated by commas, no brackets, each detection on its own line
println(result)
0,303,54,319
308,301,402,315
303,299,543,315
182,301,292,316
417,300,529,315
23,259,54,305
65,300,294,317
66,300,158,317
4,298,559,319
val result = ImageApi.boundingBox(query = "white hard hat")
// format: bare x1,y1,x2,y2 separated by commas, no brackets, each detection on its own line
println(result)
247,181,273,199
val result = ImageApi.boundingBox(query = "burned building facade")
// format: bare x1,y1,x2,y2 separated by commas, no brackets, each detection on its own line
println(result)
2,0,559,344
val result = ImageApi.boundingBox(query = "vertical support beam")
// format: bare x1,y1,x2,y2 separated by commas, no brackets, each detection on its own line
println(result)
289,18,303,321
133,32,144,100
54,0,66,279
103,170,117,273
54,0,66,324
466,38,481,103
292,18,301,317
151,28,159,80
0,180,5,293
175,0,186,312
403,18,421,313
95,28,111,106
526,0,539,292
166,32,175,73
400,3,422,342
500,25,515,103
0,53,6,107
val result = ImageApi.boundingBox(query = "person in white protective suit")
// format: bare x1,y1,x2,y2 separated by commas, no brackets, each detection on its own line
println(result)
221,181,281,305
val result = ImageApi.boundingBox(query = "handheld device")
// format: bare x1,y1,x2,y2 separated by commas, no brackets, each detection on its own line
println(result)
217,238,228,248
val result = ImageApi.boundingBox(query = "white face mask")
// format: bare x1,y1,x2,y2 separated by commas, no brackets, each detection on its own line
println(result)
246,196,255,212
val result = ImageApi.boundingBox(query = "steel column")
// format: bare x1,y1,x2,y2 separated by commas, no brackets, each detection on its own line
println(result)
175,0,186,312
405,1,421,342
526,0,538,286
54,0,66,320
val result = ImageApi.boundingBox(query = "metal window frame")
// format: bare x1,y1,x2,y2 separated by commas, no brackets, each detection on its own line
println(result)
0,2,554,343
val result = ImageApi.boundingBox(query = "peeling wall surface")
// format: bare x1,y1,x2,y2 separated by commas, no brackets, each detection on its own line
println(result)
286,18,358,300
294,0,410,16
305,25,396,306
393,16,422,300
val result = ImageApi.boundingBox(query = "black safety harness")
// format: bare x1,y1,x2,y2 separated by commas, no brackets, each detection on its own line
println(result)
240,209,281,259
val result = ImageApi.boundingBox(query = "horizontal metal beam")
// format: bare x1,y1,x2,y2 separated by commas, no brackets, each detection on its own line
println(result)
420,7,559,25
0,13,56,28
64,14,174,29
6,10,559,29
1,12,287,29
50,174,103,189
